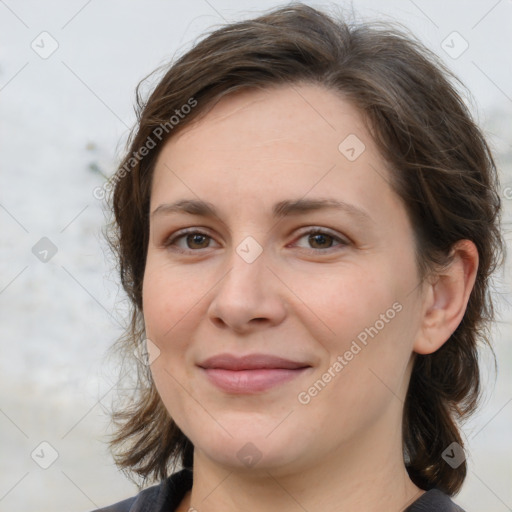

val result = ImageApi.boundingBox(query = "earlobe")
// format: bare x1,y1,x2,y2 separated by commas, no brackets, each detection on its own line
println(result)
413,240,479,355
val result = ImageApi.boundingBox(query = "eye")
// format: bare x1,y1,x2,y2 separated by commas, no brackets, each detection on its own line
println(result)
164,229,218,252
163,227,349,254
292,228,349,252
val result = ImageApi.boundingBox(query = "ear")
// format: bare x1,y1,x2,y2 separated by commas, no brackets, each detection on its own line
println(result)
413,240,479,355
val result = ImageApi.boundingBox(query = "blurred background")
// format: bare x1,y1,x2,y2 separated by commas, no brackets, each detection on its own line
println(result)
0,0,511,510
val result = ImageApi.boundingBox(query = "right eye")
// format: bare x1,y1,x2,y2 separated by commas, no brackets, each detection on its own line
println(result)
163,229,219,253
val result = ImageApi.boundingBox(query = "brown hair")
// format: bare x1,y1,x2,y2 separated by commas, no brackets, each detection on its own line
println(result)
105,2,504,495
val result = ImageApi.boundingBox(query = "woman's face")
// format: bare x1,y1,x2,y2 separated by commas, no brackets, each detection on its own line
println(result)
143,83,426,474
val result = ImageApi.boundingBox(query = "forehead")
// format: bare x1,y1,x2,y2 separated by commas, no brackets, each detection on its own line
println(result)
160,83,371,162
150,83,398,225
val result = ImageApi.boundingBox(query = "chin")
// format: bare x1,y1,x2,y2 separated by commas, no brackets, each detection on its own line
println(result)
189,420,308,473
200,441,297,473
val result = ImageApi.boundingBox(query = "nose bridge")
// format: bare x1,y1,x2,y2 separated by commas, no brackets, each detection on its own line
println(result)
208,233,286,330
220,234,268,298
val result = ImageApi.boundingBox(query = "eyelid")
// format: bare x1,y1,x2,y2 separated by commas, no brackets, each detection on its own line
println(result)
292,226,350,246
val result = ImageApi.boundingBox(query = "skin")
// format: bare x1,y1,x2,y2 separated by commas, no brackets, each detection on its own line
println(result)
142,83,478,512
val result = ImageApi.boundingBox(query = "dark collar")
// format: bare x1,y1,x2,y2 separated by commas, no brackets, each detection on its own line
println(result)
96,469,464,512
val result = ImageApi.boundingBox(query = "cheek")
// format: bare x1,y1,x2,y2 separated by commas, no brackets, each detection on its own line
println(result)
300,263,401,348
142,259,201,343
142,259,213,399
142,264,201,429
307,260,417,395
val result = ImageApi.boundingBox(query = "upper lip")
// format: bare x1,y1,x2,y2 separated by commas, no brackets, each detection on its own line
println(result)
198,353,310,370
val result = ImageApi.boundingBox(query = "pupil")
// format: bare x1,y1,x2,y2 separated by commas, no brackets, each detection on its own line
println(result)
310,233,331,248
189,234,207,248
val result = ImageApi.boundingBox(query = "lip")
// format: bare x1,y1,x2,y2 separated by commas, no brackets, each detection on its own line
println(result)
199,353,309,370
198,353,312,393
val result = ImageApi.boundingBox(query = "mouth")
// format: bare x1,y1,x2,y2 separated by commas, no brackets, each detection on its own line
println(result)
197,353,312,393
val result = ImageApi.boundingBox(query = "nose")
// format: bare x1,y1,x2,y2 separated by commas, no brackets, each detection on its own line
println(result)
207,244,287,334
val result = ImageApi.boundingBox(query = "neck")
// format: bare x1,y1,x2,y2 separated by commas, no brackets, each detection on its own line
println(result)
178,412,424,512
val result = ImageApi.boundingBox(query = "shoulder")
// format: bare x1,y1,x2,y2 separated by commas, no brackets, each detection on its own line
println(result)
92,496,137,512
92,484,159,512
406,489,466,512
90,468,193,512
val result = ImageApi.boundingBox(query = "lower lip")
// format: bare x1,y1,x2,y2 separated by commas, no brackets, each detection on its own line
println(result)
201,367,310,393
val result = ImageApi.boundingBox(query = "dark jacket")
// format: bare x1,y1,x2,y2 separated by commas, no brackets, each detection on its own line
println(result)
92,468,465,511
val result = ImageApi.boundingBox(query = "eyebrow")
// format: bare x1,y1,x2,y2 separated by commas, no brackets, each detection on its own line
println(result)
151,198,374,224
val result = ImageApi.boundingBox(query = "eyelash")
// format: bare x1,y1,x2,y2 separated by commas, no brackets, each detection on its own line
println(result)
163,227,349,255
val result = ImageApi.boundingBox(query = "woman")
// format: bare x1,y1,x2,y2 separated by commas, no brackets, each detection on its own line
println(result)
95,4,504,511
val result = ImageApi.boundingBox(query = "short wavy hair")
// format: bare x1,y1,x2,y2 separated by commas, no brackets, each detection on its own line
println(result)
105,2,504,496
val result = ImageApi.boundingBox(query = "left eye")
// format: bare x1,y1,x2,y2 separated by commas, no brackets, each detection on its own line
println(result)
292,229,348,251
